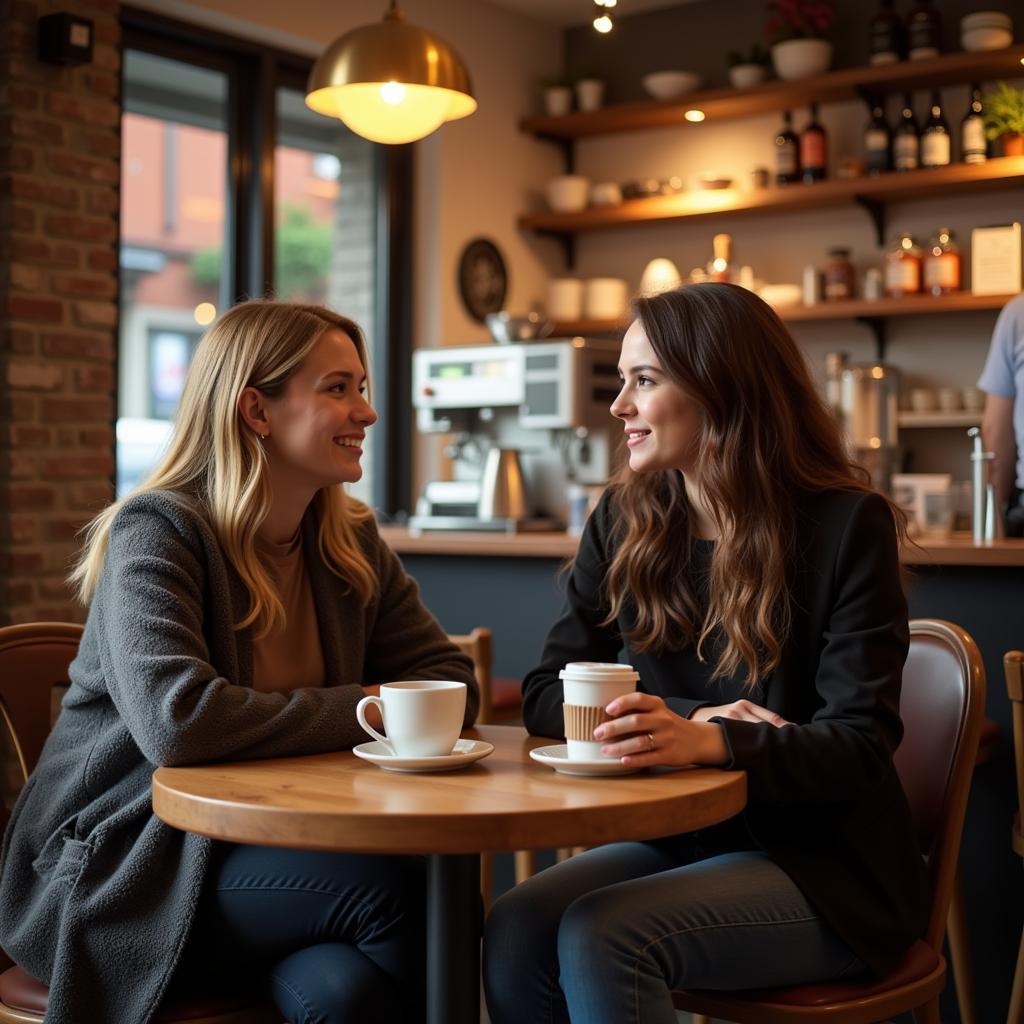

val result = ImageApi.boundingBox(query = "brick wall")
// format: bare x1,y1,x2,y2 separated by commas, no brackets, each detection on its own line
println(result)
0,0,121,625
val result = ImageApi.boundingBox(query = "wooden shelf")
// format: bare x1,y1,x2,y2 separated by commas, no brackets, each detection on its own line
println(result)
551,292,1017,337
521,157,1024,238
898,412,982,428
521,47,1024,141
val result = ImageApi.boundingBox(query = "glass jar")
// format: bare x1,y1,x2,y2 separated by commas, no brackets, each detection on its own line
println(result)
923,228,961,296
824,248,855,301
884,232,923,297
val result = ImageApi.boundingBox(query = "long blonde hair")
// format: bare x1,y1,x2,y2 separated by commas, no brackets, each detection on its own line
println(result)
71,299,377,636
604,283,907,686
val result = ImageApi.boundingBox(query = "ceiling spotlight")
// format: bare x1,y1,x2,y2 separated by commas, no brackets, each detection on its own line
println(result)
593,0,614,32
684,109,705,122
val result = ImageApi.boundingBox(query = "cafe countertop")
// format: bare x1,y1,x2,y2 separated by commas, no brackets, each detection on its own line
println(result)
379,526,1024,567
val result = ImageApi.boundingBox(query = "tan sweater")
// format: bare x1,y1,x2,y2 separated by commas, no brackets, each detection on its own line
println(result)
253,529,325,693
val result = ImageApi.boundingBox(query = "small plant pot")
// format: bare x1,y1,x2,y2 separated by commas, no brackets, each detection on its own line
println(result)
728,63,767,89
543,86,572,117
575,78,605,113
1001,132,1024,156
771,38,833,81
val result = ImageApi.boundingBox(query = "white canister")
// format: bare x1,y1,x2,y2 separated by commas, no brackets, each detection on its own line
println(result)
584,277,628,320
547,278,584,322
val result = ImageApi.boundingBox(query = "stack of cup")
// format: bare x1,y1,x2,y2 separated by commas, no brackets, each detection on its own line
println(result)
560,662,640,760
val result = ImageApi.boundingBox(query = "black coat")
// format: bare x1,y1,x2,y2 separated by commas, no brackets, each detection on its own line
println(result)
522,486,929,976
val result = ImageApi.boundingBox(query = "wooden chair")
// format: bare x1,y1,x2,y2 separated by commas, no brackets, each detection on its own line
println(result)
448,628,536,897
675,618,985,1024
0,622,279,1024
1005,650,1024,1024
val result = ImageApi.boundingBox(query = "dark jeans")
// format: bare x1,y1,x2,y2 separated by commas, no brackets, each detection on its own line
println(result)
484,837,866,1024
172,843,426,1024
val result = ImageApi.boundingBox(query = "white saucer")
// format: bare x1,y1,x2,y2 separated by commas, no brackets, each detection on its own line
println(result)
529,744,642,777
353,738,494,773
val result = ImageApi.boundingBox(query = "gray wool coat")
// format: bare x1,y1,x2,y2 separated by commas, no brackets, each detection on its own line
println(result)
0,489,477,1024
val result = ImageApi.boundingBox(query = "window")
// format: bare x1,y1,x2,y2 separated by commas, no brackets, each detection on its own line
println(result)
117,11,410,511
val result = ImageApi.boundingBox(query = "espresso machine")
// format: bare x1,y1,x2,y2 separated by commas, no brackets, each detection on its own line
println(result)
410,338,622,531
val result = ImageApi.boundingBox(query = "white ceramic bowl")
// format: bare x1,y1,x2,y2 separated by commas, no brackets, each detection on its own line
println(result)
961,26,1013,51
961,11,1012,31
642,71,701,100
545,175,590,213
728,63,767,89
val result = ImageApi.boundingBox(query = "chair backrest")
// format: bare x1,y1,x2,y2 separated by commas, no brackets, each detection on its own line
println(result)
0,622,83,786
1005,651,1024,855
448,627,494,723
894,619,985,953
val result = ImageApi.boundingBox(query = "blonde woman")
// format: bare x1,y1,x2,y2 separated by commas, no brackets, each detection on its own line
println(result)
484,283,927,1024
0,300,476,1024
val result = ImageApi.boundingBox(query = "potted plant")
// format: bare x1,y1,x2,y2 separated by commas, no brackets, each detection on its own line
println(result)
765,0,835,81
982,81,1024,157
727,44,770,89
572,69,605,113
540,74,573,117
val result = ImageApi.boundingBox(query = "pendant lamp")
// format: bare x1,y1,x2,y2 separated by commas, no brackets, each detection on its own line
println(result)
305,1,476,145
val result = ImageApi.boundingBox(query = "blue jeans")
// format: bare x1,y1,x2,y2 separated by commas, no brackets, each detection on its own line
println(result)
483,836,866,1024
173,843,426,1024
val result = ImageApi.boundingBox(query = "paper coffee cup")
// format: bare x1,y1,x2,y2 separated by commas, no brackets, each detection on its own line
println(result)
559,662,639,760
356,680,466,758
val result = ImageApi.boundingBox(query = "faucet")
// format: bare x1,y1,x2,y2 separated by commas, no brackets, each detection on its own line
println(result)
967,427,996,543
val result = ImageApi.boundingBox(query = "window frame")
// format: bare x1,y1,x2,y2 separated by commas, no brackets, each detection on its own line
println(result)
120,7,414,514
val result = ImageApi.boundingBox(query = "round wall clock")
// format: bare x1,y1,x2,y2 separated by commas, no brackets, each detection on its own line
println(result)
457,238,508,322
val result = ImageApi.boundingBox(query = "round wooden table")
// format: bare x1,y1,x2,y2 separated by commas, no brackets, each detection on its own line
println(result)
153,724,747,1024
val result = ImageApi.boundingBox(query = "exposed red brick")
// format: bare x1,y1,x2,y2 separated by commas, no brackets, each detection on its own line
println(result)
72,300,117,328
8,424,52,448
84,189,118,216
6,204,35,230
45,151,117,184
5,486,55,511
1,327,35,354
5,295,63,322
8,237,51,263
5,518,37,543
4,116,64,146
4,550,44,573
0,144,34,172
45,516,91,541
6,453,36,478
71,127,120,160
8,262,43,291
86,248,117,272
1,582,34,606
56,427,77,446
45,93,119,129
0,174,79,210
1,396,35,421
44,212,116,242
41,330,113,361
40,396,113,423
51,272,117,300
83,71,118,99
69,481,114,510
6,359,64,390
91,42,120,73
78,426,114,447
75,365,114,392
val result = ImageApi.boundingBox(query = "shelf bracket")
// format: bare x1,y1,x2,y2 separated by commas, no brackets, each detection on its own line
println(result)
538,229,576,269
536,133,575,174
856,315,888,361
854,196,886,246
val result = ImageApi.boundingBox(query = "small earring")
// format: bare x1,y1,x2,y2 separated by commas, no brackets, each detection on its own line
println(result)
259,433,268,441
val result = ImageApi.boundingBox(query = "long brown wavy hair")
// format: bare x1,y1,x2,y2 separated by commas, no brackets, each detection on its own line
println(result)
603,282,907,686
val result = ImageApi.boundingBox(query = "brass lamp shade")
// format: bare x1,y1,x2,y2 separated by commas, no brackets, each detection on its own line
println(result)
306,6,476,145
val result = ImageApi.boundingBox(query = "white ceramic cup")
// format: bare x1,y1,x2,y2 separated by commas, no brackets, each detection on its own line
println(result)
937,387,962,412
356,681,466,758
583,277,628,320
909,388,938,413
547,278,584,321
559,662,639,760
545,174,590,213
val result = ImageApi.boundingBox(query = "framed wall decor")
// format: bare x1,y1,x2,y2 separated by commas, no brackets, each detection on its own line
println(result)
457,237,508,322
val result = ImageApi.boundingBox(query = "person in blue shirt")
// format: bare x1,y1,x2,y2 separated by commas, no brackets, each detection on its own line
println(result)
978,291,1024,536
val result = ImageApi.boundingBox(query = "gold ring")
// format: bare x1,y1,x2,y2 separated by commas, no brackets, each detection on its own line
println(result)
646,731,655,752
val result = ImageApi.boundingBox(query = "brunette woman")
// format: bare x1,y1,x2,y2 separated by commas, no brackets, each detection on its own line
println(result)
0,300,476,1024
483,282,927,1024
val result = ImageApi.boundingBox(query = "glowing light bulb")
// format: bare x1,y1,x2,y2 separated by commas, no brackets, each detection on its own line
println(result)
380,81,406,106
684,109,705,123
194,302,216,326
593,14,613,32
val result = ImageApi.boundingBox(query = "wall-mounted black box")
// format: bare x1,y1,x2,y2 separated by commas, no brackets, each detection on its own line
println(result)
37,12,94,66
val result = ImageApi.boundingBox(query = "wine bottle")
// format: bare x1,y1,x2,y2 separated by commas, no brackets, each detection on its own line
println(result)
774,110,801,186
907,0,941,60
864,103,892,175
961,84,987,165
894,95,919,172
869,0,905,65
921,91,951,168
800,103,827,183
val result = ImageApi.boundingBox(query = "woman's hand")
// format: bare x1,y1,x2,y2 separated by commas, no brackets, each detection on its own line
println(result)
592,692,731,768
691,700,790,727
